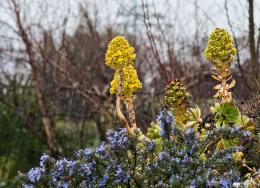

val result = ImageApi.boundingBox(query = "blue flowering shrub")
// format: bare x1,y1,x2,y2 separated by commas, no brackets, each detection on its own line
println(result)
18,118,259,187
18,31,260,187
16,123,251,187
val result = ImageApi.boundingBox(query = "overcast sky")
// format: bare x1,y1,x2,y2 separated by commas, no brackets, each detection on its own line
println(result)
1,0,259,38
0,0,259,74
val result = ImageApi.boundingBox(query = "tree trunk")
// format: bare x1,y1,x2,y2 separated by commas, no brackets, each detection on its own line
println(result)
248,0,258,88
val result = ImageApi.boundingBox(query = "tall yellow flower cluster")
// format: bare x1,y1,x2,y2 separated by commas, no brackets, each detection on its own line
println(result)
105,36,142,98
204,28,237,103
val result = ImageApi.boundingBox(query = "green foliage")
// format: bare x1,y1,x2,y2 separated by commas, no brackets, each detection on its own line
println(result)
147,122,162,151
0,80,101,186
210,102,240,126
147,122,161,140
184,106,202,129
0,93,46,187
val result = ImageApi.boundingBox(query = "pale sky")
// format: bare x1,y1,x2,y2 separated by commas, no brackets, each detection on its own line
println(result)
1,0,259,38
0,0,259,74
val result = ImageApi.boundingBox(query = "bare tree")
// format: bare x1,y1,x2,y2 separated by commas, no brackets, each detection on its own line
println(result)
10,0,61,155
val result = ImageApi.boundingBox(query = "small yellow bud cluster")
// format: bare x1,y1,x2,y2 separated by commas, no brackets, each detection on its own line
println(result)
165,80,191,125
105,36,142,98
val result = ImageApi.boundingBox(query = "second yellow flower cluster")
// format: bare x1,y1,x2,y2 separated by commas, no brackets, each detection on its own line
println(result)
105,36,142,99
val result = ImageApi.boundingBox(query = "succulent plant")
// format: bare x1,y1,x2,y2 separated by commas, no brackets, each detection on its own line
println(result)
204,28,237,103
210,102,239,127
184,106,202,130
147,122,161,140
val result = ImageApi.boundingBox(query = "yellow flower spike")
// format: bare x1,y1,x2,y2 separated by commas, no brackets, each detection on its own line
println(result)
204,28,237,103
232,151,244,162
105,36,136,70
106,36,142,98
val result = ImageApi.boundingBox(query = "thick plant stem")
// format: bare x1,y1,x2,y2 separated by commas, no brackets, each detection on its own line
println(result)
242,162,256,174
116,95,132,134
116,71,135,135
220,76,230,103
125,97,137,129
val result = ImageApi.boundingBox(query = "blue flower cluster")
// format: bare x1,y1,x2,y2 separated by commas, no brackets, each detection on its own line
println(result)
27,168,42,183
107,128,130,149
156,109,175,138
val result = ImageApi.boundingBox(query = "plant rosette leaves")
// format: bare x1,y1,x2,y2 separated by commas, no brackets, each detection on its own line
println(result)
210,102,240,127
